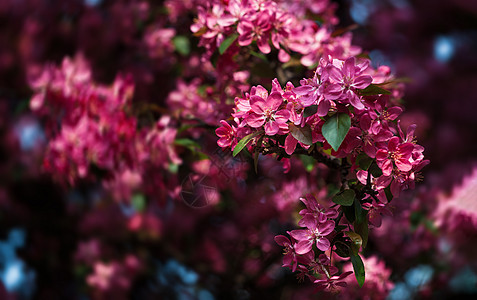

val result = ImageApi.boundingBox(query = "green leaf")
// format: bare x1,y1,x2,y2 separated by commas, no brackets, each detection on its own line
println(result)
356,52,371,60
332,189,355,206
173,36,190,56
342,205,356,223
250,50,268,61
233,130,263,157
334,240,351,258
345,231,363,255
384,186,393,202
299,155,315,172
359,84,391,96
356,153,373,170
375,77,412,86
131,194,146,212
289,124,313,145
369,162,383,177
354,199,367,225
354,220,369,249
303,105,318,118
168,163,179,174
174,138,200,150
351,254,366,287
335,225,347,232
322,113,351,151
219,33,238,54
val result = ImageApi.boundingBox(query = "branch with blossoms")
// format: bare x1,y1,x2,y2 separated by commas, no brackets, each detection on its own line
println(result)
191,0,359,67
216,54,429,290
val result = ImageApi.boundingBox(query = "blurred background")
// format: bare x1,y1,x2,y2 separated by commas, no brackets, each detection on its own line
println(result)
0,0,477,299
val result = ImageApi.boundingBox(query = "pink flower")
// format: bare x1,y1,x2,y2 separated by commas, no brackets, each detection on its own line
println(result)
298,194,339,227
310,254,339,277
216,120,236,148
237,10,272,53
293,74,338,116
289,219,334,254
376,136,414,176
325,57,372,110
245,91,290,135
274,235,299,272
358,113,394,158
314,271,353,291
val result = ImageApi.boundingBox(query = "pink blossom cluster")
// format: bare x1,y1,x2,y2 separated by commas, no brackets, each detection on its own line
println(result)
86,255,141,299
191,0,359,65
218,55,428,197
217,53,428,289
275,194,352,289
28,55,180,186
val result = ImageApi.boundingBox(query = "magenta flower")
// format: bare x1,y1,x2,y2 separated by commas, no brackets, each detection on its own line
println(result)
362,201,393,227
310,254,339,277
326,57,372,110
376,136,414,176
367,97,403,134
237,10,272,53
274,235,298,272
216,120,236,148
314,271,353,291
358,113,393,158
245,91,290,135
298,194,339,227
289,220,334,254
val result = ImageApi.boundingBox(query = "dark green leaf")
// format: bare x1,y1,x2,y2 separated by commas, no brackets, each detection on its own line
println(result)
173,36,190,56
345,231,363,255
289,124,313,145
356,153,373,171
219,33,238,54
343,205,356,223
250,50,268,61
303,105,318,118
369,162,383,177
174,138,200,150
356,53,371,60
333,189,355,206
131,194,146,212
351,254,366,287
331,24,359,37
322,113,351,151
359,84,391,96
384,186,393,202
354,199,367,225
233,130,263,157
334,241,351,258
375,77,412,86
335,225,347,232
168,163,179,174
299,155,315,172
354,220,369,248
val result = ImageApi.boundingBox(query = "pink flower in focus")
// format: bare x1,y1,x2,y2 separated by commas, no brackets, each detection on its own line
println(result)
325,57,372,110
245,91,290,135
289,219,334,254
314,271,353,291
216,120,236,148
376,136,414,176
298,194,339,227
237,10,273,53
274,235,299,272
